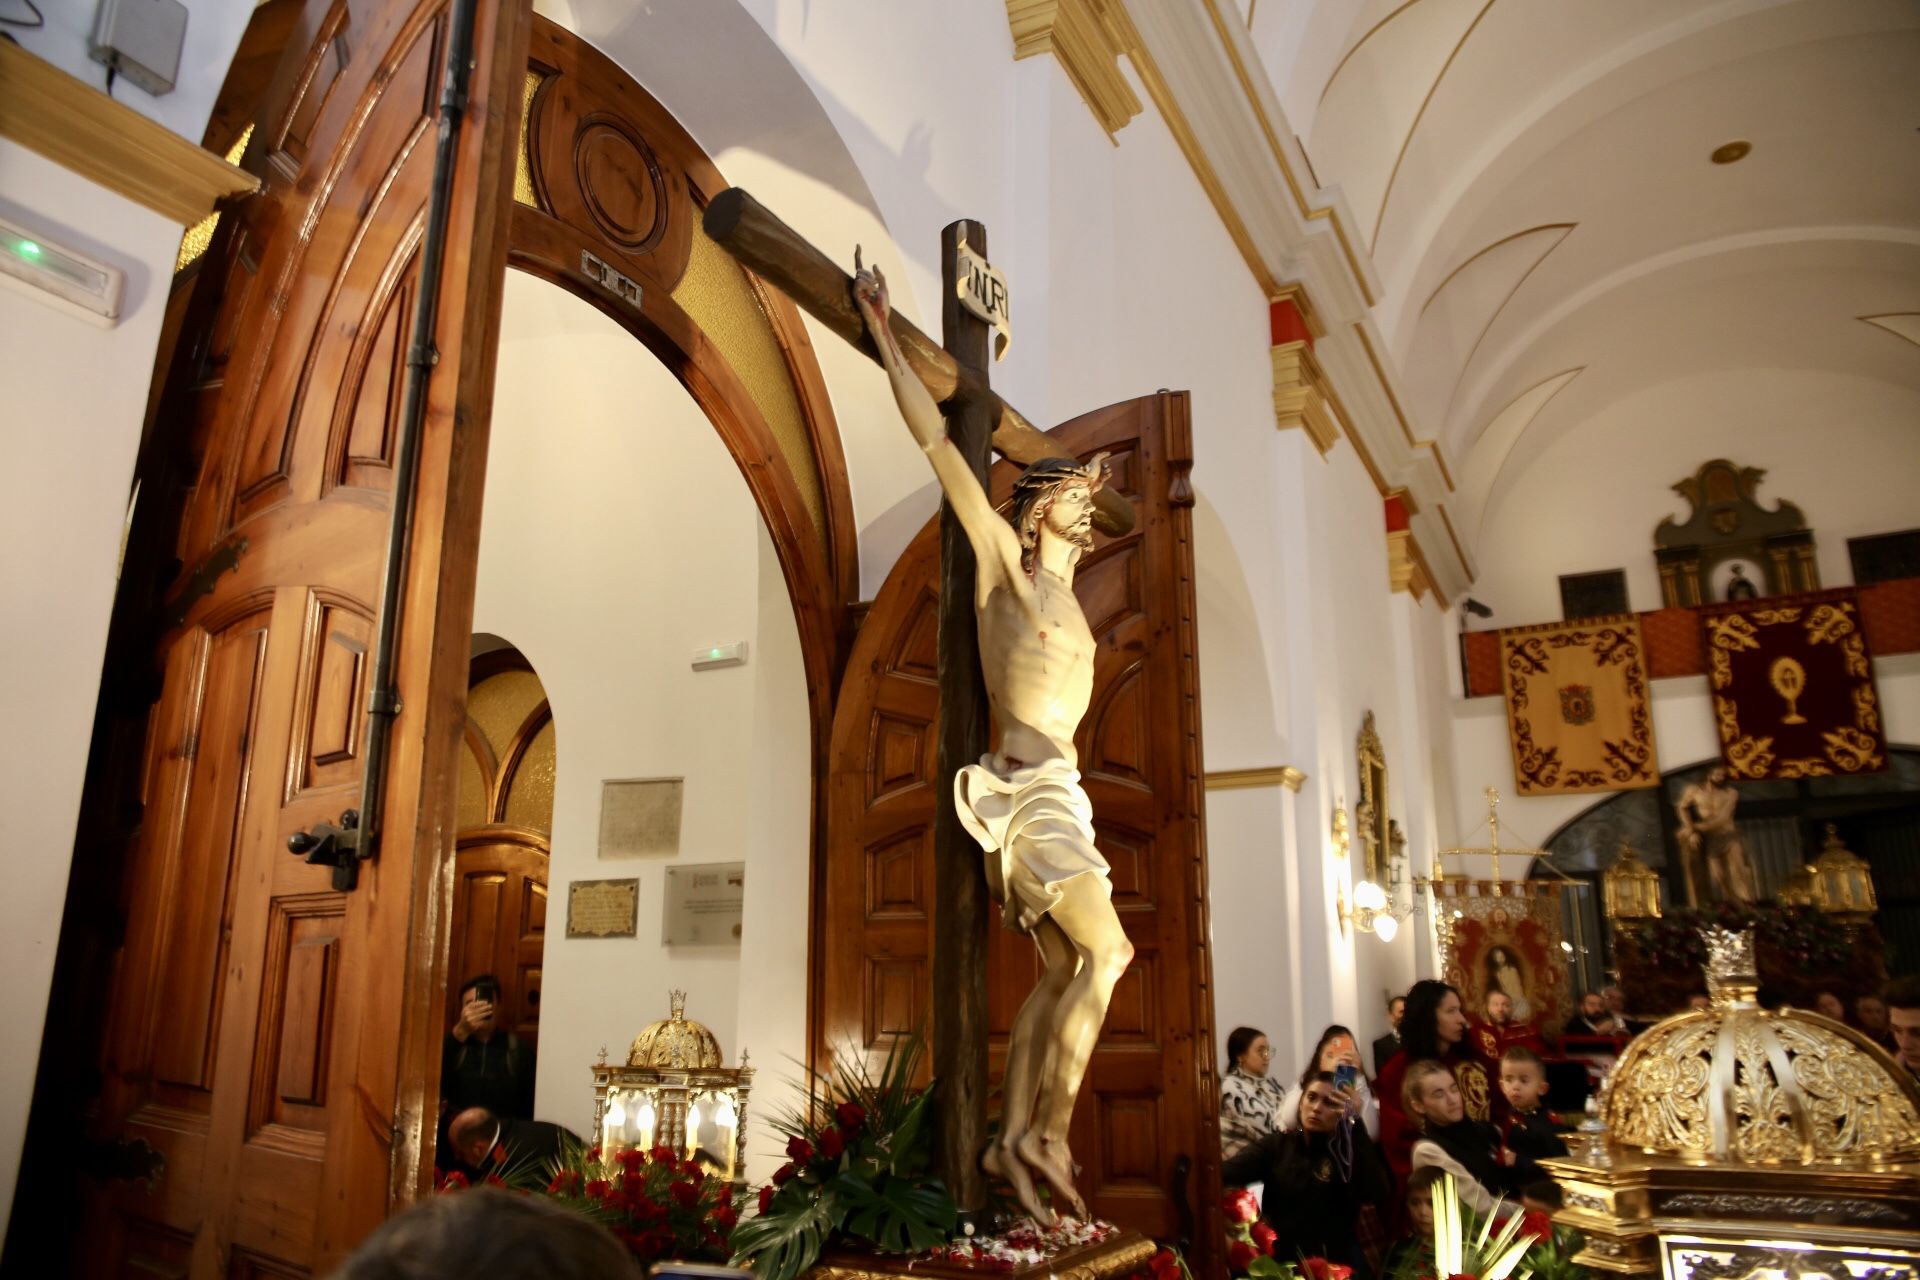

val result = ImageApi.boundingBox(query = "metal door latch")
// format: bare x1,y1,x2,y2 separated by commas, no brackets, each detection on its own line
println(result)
288,809,363,890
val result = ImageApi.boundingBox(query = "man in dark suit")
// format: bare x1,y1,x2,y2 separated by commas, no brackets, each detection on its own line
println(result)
447,1106,584,1180
1372,994,1406,1073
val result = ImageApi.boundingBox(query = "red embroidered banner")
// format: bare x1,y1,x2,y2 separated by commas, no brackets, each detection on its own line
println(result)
1500,616,1658,796
1699,588,1887,779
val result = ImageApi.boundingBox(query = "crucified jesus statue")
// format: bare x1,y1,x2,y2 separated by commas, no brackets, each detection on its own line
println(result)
855,260,1133,1226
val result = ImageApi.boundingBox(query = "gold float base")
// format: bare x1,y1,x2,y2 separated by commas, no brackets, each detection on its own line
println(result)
810,1229,1156,1280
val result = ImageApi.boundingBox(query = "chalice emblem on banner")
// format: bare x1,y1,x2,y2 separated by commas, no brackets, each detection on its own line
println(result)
1770,655,1808,724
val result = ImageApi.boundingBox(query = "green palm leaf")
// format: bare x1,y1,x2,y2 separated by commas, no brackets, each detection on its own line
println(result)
829,1172,958,1254
731,1191,835,1280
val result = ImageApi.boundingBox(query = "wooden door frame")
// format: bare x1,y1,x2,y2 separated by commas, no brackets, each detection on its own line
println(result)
493,15,857,1084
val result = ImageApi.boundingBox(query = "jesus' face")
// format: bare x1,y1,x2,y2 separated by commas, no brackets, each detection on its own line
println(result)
1041,480,1096,552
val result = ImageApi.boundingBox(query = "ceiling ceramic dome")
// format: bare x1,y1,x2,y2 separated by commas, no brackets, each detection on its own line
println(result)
627,990,723,1069
1605,928,1920,1165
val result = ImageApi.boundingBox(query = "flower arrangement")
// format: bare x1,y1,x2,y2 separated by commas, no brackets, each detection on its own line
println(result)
729,1034,957,1280
435,1142,737,1272
1221,1189,1350,1280
542,1145,739,1268
1385,1176,1588,1280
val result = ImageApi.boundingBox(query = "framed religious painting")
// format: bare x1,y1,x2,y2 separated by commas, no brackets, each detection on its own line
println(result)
1356,712,1390,885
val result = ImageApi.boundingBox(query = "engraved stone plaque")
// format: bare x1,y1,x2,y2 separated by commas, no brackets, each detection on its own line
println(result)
598,777,683,859
567,877,639,938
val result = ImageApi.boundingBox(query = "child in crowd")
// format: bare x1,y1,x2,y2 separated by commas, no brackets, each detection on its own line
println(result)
1403,1059,1509,1215
1497,1046,1570,1188
1380,1165,1446,1279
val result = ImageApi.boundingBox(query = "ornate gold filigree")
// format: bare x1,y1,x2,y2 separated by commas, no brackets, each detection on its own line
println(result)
1608,929,1920,1165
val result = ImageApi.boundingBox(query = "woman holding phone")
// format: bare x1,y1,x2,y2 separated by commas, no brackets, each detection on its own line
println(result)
1278,1025,1379,1139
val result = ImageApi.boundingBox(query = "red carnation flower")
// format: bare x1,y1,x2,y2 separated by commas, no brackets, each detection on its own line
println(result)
1250,1222,1277,1256
586,1178,613,1201
1227,1241,1258,1274
835,1101,867,1133
1224,1188,1260,1224
650,1144,678,1165
758,1184,777,1214
619,1147,645,1175
716,1183,735,1207
818,1126,845,1159
712,1205,739,1231
771,1162,796,1186
484,1174,506,1188
1148,1249,1183,1280
436,1169,468,1191
1301,1260,1354,1280
1521,1210,1554,1243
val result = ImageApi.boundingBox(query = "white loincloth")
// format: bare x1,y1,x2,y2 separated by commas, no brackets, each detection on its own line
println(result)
954,756,1111,933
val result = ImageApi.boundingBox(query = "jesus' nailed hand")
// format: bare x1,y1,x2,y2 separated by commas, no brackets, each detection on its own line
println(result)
851,255,1133,1226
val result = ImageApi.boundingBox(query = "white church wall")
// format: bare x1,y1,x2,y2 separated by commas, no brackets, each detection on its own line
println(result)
0,138,187,1233
1468,368,1920,628
473,272,812,1159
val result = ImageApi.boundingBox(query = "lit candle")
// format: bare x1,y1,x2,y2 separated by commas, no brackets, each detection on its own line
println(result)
686,1102,703,1162
637,1099,656,1151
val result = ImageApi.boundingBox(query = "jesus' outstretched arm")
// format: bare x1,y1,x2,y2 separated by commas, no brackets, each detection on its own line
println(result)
852,258,1019,589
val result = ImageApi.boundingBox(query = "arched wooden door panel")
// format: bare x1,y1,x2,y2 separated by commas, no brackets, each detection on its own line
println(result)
45,0,531,1274
449,831,550,1045
822,393,1219,1266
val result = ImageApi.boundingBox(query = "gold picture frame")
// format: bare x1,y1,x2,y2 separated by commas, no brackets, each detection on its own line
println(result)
1357,711,1389,886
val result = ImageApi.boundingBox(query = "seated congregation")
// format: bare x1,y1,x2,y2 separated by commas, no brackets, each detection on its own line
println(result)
1217,974,1920,1278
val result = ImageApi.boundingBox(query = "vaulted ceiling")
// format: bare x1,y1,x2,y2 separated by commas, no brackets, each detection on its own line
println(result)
1248,0,1920,544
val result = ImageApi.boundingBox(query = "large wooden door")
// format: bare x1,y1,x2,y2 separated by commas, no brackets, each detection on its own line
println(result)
70,0,528,1273
822,393,1220,1264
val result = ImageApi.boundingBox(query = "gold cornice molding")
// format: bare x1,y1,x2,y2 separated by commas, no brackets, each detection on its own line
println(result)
1271,339,1339,454
1206,766,1306,792
1007,0,1144,139
0,40,257,226
1387,527,1443,606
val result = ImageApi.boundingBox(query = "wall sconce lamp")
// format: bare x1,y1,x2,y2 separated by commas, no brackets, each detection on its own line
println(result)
1333,804,1406,941
1338,877,1401,941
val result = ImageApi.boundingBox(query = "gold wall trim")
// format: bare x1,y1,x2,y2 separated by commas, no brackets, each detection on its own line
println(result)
0,40,258,225
1370,0,1497,251
1318,0,1431,107
1007,0,1144,138
1418,223,1576,318
1206,766,1306,792
1192,0,1377,306
1115,7,1281,295
1387,527,1443,605
1271,340,1339,454
1859,313,1920,349
1356,324,1455,488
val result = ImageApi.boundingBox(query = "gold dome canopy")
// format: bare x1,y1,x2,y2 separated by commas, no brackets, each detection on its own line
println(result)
1605,927,1920,1165
627,990,724,1069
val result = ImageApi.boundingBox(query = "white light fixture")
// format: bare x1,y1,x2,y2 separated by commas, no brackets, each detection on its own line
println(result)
606,1091,627,1127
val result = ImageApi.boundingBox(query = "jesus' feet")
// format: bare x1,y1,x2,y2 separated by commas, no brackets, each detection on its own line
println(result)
1016,1131,1087,1220
983,1140,1054,1226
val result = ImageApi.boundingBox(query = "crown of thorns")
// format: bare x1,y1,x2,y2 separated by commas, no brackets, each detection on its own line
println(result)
1011,453,1108,568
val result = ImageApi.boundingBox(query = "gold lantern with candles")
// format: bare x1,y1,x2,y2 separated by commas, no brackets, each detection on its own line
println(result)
592,991,754,1185
1600,842,1662,922
1808,823,1877,923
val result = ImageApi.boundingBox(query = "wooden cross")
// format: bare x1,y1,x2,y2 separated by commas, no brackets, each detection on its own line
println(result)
704,190,1134,1216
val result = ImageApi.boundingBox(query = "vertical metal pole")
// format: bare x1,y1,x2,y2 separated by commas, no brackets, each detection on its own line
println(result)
932,219,993,1221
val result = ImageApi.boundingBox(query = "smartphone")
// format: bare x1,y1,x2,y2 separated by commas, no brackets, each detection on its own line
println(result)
1333,1063,1360,1091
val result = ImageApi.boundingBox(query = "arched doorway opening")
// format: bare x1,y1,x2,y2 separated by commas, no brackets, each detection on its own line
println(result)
449,642,556,1046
